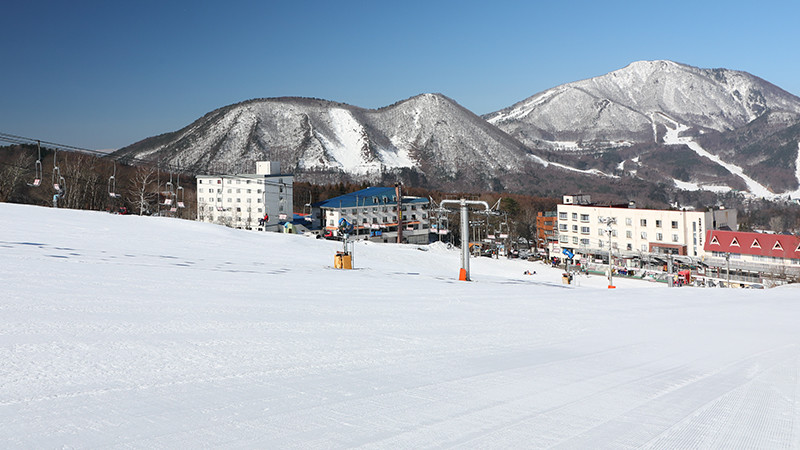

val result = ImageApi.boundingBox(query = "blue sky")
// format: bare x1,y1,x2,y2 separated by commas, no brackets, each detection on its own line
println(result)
2,0,798,150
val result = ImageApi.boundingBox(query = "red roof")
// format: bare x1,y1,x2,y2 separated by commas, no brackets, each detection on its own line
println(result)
705,230,800,259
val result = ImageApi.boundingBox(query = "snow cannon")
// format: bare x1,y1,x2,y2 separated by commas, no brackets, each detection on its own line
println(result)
334,218,354,269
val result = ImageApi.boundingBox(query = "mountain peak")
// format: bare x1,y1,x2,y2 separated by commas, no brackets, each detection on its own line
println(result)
486,61,800,146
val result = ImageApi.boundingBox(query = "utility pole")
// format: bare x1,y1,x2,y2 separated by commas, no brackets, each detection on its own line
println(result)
668,254,674,287
395,183,403,244
726,252,731,287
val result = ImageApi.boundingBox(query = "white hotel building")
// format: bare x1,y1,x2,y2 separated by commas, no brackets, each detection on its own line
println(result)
554,194,737,263
196,161,293,230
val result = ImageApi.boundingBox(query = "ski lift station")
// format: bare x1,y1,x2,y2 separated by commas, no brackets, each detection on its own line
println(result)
195,161,293,231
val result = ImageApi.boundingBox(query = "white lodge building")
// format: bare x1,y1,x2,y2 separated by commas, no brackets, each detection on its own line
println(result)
196,161,293,230
555,195,737,262
311,187,430,244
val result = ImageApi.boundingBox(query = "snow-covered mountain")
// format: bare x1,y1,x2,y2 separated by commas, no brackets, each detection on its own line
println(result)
486,60,800,149
113,94,537,191
113,61,800,199
486,60,800,197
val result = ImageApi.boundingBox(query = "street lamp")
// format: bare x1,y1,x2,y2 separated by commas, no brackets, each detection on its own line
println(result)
599,216,617,289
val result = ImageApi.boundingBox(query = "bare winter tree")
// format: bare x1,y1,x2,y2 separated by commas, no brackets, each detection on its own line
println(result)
60,152,104,210
128,165,158,215
769,216,785,233
0,152,35,202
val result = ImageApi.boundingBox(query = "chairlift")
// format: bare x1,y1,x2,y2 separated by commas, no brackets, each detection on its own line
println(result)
176,174,185,208
52,149,64,192
162,172,175,206
28,140,43,187
108,161,121,198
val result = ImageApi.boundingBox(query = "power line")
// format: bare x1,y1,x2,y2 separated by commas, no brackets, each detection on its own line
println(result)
1,136,298,192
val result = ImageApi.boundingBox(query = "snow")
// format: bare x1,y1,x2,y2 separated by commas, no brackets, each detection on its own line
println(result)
2,202,800,448
663,122,776,198
317,108,378,174
528,155,619,178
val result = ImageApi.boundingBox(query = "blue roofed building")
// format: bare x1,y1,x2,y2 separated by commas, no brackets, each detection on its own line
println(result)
311,187,430,244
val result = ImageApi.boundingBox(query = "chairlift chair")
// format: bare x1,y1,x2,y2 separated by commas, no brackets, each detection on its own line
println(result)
52,149,62,191
28,141,43,187
162,172,175,206
176,174,185,208
108,162,121,198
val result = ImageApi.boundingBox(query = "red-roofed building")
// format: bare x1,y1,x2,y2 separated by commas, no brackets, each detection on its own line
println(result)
703,230,800,285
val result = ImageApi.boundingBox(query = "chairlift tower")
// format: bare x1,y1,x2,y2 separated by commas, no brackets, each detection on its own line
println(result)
440,199,495,281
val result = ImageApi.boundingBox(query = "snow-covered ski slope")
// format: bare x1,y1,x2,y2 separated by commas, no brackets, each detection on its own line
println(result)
2,202,799,448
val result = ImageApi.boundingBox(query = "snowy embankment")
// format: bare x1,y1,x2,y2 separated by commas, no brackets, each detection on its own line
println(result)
1,203,799,448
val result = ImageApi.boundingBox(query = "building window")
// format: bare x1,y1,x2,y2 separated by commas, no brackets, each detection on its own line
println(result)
581,226,590,234
580,238,590,245
352,209,357,214
572,237,578,244
559,212,567,220
199,180,203,184
656,220,662,228
641,244,647,251
572,213,577,220
672,221,678,229
626,243,632,250
580,214,589,222
626,230,632,238
559,224,568,231
640,231,647,239
572,225,578,232
640,219,647,226
626,217,632,226
560,235,569,243
227,189,232,193
672,234,678,242
656,233,663,241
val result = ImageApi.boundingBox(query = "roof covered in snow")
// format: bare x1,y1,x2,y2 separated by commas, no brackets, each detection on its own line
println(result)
312,187,428,209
